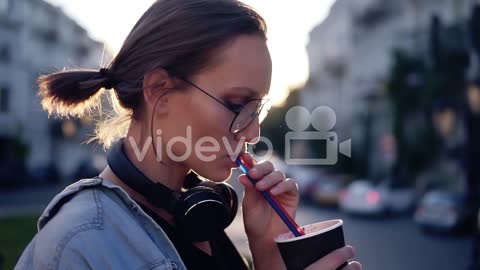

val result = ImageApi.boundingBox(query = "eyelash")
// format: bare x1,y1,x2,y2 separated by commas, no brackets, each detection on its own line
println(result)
226,102,244,112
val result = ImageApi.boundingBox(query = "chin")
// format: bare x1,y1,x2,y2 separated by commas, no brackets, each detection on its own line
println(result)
198,165,233,182
192,157,237,180
209,170,233,182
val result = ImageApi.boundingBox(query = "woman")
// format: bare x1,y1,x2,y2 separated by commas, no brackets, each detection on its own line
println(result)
15,1,361,269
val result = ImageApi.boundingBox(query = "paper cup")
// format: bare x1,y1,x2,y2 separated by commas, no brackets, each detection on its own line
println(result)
275,219,348,270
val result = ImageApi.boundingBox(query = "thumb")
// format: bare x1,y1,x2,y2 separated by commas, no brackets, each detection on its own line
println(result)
238,174,262,205
238,174,255,190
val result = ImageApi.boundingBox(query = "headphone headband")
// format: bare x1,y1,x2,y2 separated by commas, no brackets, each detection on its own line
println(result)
107,139,182,213
105,138,238,242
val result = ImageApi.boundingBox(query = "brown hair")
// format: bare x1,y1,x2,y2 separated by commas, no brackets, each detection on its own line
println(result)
38,0,267,147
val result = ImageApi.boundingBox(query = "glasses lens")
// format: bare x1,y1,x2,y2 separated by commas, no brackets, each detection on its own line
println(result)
258,101,270,123
231,100,267,134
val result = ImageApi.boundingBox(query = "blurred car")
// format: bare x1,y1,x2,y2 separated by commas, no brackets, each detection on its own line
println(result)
307,175,350,207
339,180,390,216
414,190,477,233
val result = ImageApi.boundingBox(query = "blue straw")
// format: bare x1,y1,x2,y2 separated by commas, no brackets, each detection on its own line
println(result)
236,158,304,237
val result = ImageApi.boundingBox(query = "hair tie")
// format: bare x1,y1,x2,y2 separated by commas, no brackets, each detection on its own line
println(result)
99,68,116,90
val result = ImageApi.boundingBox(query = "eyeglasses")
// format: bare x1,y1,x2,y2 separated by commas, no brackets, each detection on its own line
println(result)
180,78,270,134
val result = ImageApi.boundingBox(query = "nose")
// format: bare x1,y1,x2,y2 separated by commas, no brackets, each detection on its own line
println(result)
235,116,261,145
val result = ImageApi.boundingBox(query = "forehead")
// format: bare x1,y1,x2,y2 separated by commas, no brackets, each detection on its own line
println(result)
194,34,272,97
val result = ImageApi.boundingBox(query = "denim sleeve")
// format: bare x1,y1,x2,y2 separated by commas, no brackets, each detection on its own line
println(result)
14,237,43,270
56,244,93,269
56,228,177,270
15,183,181,270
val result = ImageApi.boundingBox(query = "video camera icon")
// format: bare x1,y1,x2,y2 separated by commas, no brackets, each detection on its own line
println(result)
284,106,351,165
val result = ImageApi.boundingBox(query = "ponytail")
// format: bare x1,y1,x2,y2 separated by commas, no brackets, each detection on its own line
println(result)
38,68,115,117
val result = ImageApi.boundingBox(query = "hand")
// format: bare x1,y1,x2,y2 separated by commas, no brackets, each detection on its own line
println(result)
237,152,299,243
237,152,362,270
305,246,362,270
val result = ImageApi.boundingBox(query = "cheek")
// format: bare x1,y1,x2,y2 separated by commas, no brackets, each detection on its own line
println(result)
165,96,235,166
158,116,226,162
154,126,189,159
189,99,232,137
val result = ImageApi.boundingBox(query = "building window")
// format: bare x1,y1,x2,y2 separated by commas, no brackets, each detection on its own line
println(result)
0,44,11,63
354,2,391,28
33,27,59,44
75,45,89,59
42,29,59,44
0,86,9,113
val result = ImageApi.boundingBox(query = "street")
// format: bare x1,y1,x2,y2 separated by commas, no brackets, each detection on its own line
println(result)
298,205,472,270
227,203,473,270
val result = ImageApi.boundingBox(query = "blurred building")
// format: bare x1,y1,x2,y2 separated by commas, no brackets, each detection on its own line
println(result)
0,0,111,183
300,0,474,180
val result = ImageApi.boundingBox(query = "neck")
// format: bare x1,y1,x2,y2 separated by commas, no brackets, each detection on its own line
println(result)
100,166,177,224
98,121,189,225
120,121,190,191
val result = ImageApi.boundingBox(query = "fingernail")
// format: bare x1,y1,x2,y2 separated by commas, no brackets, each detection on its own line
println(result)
351,261,362,270
249,168,257,176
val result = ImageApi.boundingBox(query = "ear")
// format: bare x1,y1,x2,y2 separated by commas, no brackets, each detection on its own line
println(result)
143,68,176,115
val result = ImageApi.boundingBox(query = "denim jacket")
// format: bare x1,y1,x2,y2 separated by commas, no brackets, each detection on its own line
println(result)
15,177,188,270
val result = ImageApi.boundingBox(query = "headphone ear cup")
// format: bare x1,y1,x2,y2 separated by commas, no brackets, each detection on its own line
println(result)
196,181,239,225
214,182,238,225
175,186,231,242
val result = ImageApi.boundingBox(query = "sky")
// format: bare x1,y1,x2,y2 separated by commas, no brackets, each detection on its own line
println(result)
45,0,335,106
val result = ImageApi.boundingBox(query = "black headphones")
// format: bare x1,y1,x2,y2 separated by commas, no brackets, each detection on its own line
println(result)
106,138,238,242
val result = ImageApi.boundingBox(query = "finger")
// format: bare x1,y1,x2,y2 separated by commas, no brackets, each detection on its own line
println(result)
343,261,362,270
305,246,355,270
255,170,285,191
248,160,274,179
269,178,298,196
